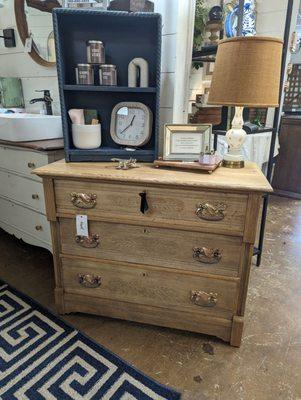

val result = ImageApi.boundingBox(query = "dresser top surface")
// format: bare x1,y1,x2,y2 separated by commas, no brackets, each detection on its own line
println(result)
34,160,272,193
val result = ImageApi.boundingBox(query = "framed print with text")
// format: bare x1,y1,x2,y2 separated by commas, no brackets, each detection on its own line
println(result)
163,124,212,161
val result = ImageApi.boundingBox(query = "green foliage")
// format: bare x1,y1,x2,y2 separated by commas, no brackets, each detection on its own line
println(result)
194,0,209,50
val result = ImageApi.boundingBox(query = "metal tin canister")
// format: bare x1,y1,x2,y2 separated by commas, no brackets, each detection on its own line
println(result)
99,64,117,86
75,63,94,85
87,40,105,64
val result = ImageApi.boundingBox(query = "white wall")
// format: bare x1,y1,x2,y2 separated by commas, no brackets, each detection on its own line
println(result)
0,0,178,133
154,0,179,148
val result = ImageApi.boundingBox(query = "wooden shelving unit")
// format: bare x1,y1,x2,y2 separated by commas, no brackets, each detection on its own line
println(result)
53,9,162,162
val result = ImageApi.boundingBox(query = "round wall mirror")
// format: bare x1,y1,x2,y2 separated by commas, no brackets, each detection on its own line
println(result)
14,0,62,67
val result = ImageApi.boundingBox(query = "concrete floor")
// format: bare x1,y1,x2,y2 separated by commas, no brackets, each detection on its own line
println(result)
0,196,300,400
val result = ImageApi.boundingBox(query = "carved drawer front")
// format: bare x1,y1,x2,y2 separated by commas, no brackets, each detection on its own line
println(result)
55,180,248,236
61,257,239,320
60,219,243,277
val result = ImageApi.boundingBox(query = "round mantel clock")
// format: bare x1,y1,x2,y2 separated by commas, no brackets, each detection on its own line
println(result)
110,102,153,147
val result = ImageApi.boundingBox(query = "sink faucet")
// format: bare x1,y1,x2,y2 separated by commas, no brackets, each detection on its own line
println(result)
30,90,53,115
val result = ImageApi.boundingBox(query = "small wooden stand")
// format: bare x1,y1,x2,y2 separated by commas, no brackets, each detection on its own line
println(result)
154,156,222,173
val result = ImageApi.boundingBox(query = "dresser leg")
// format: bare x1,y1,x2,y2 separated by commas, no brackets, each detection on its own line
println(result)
54,287,66,315
230,316,244,347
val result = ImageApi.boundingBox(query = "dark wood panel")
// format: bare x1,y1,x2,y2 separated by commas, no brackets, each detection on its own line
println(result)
272,116,301,195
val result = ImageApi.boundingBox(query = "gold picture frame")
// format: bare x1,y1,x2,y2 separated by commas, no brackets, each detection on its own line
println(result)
163,124,212,161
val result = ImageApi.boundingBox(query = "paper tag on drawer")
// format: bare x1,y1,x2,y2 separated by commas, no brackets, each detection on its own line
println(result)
76,215,89,237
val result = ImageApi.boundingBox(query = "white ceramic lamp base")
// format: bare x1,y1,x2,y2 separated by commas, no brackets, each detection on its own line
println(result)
223,106,247,168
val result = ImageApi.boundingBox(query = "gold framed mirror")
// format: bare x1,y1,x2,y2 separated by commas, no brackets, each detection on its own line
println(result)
14,0,62,67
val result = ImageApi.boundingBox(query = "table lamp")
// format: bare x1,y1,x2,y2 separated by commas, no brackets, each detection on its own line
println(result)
208,36,283,168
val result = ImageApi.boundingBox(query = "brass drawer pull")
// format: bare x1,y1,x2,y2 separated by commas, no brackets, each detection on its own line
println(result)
196,202,226,221
70,192,97,209
32,194,39,200
27,162,36,169
75,234,100,248
78,274,101,288
193,247,222,264
191,290,218,307
35,225,43,231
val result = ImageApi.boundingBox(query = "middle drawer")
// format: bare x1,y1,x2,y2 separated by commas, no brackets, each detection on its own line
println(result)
60,218,243,276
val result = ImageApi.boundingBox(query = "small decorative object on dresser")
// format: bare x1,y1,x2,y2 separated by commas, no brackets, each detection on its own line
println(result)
163,124,212,161
34,160,272,346
111,157,139,170
208,36,283,168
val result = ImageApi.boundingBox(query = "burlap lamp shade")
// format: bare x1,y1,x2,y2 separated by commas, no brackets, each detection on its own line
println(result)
208,36,283,107
207,36,283,168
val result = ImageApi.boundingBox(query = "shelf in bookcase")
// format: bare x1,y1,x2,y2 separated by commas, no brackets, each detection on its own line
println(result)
67,147,156,162
63,85,157,93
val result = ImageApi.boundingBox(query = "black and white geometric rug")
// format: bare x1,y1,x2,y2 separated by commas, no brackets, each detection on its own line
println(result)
0,280,181,399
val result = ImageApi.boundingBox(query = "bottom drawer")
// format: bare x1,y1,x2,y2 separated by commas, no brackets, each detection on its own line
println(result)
61,257,239,320
64,293,232,343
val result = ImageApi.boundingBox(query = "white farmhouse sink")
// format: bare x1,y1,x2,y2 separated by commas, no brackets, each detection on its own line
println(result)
0,113,63,142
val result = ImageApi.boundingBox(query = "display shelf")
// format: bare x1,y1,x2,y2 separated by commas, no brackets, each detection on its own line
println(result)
63,85,157,93
68,147,155,162
192,45,217,63
53,8,162,162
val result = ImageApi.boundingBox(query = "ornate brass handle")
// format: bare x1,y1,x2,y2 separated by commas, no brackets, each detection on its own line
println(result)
193,247,222,264
78,274,101,288
70,192,97,209
191,290,218,307
32,194,39,200
196,202,226,221
75,234,100,248
27,162,36,169
35,225,43,231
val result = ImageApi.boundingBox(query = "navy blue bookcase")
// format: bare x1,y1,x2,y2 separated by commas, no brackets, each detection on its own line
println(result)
53,8,162,162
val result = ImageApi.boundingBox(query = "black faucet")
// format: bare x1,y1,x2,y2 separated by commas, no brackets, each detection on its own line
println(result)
30,90,53,115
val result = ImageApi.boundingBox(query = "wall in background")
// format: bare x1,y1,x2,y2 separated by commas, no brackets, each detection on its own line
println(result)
0,0,178,138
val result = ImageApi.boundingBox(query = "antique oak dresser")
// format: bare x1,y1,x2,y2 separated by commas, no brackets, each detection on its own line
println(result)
34,161,272,346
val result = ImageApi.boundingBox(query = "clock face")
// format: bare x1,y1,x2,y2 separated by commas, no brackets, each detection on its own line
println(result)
110,102,153,147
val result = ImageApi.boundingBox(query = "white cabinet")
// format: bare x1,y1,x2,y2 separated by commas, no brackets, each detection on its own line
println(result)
0,142,64,252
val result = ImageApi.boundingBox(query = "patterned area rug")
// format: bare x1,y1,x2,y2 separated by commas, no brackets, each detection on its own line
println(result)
0,281,181,399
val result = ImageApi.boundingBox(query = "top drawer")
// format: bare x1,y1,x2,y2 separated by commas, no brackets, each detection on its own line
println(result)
0,146,47,181
55,180,248,236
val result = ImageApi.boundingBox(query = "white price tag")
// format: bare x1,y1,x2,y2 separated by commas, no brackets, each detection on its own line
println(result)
24,37,33,53
76,215,88,237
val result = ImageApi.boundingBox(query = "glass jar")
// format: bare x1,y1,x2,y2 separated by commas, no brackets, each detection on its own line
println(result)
87,40,105,64
99,64,117,86
75,63,94,85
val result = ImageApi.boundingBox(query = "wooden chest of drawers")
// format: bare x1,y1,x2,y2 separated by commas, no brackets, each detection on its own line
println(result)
34,161,272,346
